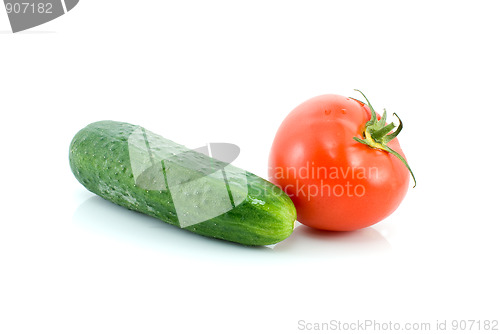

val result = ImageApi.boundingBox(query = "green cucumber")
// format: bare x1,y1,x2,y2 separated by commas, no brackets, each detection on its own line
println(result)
69,120,296,245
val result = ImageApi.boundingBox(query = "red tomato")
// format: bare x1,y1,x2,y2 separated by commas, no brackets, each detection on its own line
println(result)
268,92,414,231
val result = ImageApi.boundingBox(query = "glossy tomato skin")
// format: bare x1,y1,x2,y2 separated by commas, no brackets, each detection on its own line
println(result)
269,94,409,231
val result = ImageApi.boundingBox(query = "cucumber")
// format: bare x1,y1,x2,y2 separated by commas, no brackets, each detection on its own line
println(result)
69,120,296,245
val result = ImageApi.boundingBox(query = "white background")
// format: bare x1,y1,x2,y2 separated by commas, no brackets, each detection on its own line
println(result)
1,1,499,333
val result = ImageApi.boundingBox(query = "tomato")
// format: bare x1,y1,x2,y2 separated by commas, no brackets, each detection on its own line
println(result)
268,91,414,231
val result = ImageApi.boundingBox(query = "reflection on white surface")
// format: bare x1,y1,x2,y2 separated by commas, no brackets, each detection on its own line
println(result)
72,196,273,261
274,223,392,260
73,195,391,262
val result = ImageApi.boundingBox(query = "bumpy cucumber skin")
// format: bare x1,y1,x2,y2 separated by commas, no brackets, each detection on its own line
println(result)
69,121,296,246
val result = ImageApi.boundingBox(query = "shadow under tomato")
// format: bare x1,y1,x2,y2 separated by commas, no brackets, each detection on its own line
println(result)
272,223,392,259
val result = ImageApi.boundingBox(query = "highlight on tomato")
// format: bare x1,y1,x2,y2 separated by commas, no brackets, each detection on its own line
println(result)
268,90,415,231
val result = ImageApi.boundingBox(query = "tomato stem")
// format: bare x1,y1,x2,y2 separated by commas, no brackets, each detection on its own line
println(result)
372,123,396,139
386,113,403,142
352,90,416,188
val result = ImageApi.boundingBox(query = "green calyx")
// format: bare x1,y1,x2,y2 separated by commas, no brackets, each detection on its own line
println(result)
351,89,416,188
